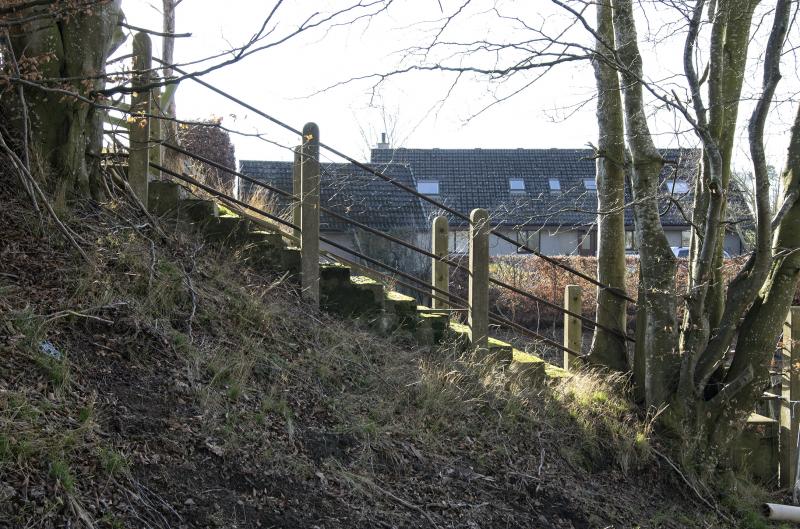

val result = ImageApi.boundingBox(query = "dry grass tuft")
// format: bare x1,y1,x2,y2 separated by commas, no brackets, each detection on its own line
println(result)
0,181,762,528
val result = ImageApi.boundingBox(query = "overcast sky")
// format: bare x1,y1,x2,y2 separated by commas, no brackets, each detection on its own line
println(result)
116,1,797,171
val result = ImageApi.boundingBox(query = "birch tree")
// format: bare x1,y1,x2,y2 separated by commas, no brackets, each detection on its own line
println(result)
161,0,183,173
330,0,800,457
594,0,798,453
588,0,628,372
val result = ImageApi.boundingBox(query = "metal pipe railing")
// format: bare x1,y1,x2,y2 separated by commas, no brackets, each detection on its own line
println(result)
158,142,632,343
155,58,633,303
149,161,573,354
150,162,299,233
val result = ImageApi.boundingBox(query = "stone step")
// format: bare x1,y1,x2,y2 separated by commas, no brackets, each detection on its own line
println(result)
446,322,513,364
350,276,385,307
320,264,351,288
240,231,288,267
280,247,301,276
320,266,384,317
376,291,419,334
415,307,449,345
149,180,187,217
384,291,417,317
203,216,251,245
736,413,779,483
245,231,287,250
177,198,219,228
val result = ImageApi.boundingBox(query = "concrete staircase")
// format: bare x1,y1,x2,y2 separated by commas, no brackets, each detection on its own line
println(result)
148,181,565,378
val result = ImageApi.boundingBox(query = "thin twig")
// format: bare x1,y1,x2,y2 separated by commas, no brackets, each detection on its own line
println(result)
345,471,440,528
2,27,39,217
108,167,169,241
182,245,201,343
652,448,732,523
0,131,92,266
42,302,126,326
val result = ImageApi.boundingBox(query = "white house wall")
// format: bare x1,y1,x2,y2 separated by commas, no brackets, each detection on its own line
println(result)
664,230,684,248
724,233,744,255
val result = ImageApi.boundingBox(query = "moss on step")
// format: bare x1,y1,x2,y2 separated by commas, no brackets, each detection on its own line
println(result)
447,322,566,376
386,291,414,302
416,308,449,344
217,204,238,217
350,275,380,286
320,264,351,285
320,267,383,318
350,276,384,305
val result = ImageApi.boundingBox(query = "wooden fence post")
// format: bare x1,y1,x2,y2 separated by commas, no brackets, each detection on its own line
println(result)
300,123,320,307
564,284,582,370
292,145,302,239
468,209,489,350
431,215,449,309
781,307,800,488
128,32,152,208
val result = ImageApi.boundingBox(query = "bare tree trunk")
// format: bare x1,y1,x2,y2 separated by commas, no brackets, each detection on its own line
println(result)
703,0,760,332
693,0,789,394
612,0,678,408
589,0,628,371
2,2,125,207
711,99,800,444
162,0,182,173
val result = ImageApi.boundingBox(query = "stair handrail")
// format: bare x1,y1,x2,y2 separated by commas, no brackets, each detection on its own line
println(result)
155,144,633,343
152,57,634,304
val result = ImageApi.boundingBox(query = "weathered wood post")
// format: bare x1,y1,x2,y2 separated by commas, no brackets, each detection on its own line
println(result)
128,32,152,208
431,215,449,309
292,145,302,239
781,307,800,488
300,123,320,307
468,209,489,350
563,284,582,370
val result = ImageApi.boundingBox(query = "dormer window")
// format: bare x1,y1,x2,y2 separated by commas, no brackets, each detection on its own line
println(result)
509,179,525,193
583,179,597,191
667,180,690,194
548,178,561,193
417,180,439,195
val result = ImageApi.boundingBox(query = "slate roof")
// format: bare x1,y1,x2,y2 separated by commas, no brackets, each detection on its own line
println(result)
241,148,749,235
238,161,426,233
370,148,704,229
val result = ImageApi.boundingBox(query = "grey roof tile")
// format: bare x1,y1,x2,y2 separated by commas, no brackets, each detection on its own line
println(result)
370,147,704,228
238,161,426,232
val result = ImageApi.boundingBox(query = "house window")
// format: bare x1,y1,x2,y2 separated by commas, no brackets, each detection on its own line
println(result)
583,179,597,191
449,230,469,253
417,180,439,195
681,230,692,247
509,179,526,193
625,230,636,250
548,178,561,192
667,180,690,194
580,232,592,251
515,229,540,252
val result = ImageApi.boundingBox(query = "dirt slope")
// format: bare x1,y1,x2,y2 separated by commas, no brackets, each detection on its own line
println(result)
0,189,768,528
